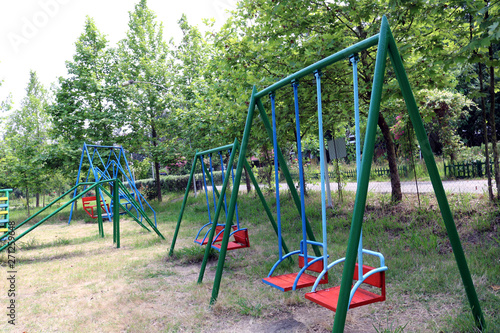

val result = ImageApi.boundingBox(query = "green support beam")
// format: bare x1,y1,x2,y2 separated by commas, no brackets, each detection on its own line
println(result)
209,88,258,304
386,24,485,330
199,139,239,283
242,158,291,258
333,15,390,333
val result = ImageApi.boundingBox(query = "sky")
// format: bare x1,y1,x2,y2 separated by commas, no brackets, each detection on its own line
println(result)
0,0,236,113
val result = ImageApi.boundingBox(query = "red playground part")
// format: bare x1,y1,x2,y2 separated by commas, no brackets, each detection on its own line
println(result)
305,264,385,311
195,225,226,245
262,255,328,292
82,196,109,219
211,227,250,251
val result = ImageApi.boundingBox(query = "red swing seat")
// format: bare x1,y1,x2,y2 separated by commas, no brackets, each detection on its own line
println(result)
262,255,328,292
211,225,250,251
82,196,110,219
305,263,386,311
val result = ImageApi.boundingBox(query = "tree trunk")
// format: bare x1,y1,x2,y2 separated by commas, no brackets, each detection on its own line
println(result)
36,193,40,207
378,112,402,202
244,165,252,193
478,62,494,200
323,150,333,208
151,125,162,202
154,160,162,202
26,187,30,216
488,45,499,198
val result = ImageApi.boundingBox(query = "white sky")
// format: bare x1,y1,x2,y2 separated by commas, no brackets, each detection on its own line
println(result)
0,0,236,112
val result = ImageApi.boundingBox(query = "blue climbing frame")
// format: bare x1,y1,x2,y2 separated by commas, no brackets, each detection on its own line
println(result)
68,143,156,227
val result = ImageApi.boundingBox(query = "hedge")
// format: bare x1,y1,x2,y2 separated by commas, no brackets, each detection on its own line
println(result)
135,170,250,200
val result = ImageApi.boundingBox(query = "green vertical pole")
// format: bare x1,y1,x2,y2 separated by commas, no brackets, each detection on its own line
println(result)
386,27,485,330
169,151,198,256
333,17,389,333
209,88,258,305
96,186,104,238
198,140,239,283
242,159,291,257
114,178,120,248
255,98,322,257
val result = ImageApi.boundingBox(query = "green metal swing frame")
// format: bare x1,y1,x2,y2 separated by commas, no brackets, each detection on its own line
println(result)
202,16,485,332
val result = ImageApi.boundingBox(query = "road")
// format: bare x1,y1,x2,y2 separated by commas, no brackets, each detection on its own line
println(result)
213,179,494,194
321,179,493,194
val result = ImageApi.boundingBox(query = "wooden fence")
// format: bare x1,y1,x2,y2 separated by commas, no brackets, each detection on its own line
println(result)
444,160,491,179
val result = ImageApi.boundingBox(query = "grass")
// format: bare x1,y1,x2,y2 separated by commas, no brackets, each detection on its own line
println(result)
0,188,499,332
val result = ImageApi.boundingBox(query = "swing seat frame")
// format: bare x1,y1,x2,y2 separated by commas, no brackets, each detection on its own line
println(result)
305,263,386,311
211,226,250,251
305,250,387,311
262,253,328,292
194,223,226,245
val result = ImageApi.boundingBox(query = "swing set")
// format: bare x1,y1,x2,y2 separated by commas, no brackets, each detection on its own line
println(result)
201,16,485,332
192,143,249,250
170,139,291,258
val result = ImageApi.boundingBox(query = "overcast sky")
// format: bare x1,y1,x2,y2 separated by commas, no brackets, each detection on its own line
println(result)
0,0,235,113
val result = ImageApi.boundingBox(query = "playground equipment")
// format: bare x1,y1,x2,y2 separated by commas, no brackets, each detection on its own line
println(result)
304,55,387,310
204,16,484,332
69,143,156,227
0,189,13,237
262,86,328,292
170,139,287,257
192,145,249,251
0,178,164,254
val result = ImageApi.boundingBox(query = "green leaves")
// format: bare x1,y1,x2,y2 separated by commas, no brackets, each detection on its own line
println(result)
2,71,55,207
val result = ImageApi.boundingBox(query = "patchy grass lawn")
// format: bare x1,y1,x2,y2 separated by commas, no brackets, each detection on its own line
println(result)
0,190,499,332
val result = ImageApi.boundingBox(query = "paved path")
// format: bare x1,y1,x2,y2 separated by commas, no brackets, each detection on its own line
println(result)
319,179,493,194
212,179,494,194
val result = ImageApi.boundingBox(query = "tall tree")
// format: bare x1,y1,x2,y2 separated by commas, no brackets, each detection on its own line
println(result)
117,0,172,202
453,0,499,200
49,17,124,155
4,71,51,214
171,15,221,150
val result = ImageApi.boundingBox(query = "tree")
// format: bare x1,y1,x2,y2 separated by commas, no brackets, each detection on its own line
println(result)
4,71,51,214
49,16,126,171
392,89,473,164
0,94,15,189
450,0,499,200
207,0,464,201
116,0,173,202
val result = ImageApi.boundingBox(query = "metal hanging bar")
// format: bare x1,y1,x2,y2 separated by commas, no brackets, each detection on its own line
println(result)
314,71,329,271
292,81,309,261
350,54,364,281
199,156,213,225
270,92,283,260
